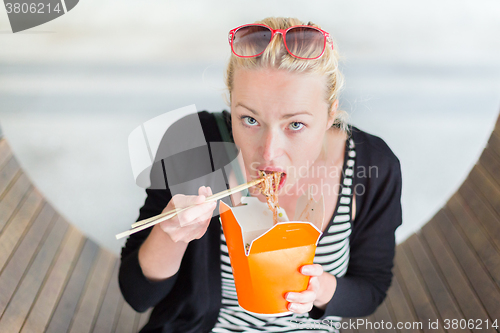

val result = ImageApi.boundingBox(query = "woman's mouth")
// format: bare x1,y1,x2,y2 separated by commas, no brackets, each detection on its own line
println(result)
259,169,287,191
277,173,286,190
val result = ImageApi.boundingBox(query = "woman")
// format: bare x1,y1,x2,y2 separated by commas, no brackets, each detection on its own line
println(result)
119,17,402,333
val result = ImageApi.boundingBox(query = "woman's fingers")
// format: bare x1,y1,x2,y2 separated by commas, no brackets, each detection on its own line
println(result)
169,186,213,212
286,289,317,304
288,301,313,313
162,210,213,242
158,186,217,242
286,268,323,314
167,186,214,227
199,186,213,197
169,193,205,212
177,201,216,226
186,204,217,225
300,264,323,277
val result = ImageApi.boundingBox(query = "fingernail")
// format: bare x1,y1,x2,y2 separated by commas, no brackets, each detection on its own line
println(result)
286,293,294,302
289,303,296,311
301,267,311,274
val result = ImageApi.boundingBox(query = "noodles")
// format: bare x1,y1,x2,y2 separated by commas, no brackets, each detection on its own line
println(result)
257,171,283,225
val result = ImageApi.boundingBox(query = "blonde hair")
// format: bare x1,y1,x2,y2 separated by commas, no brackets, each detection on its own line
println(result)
225,17,349,133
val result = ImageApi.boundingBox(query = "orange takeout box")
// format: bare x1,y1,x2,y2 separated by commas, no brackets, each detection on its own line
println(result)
219,196,322,315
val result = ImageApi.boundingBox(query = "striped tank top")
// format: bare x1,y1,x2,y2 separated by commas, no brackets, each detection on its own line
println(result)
212,137,356,333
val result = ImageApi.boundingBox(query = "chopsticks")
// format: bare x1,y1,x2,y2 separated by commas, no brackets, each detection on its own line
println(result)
115,177,267,240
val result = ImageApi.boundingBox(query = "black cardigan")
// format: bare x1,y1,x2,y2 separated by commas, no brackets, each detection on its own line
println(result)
119,111,403,333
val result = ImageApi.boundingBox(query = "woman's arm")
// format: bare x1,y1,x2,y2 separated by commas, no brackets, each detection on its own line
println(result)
138,186,215,280
119,186,216,312
137,224,188,282
119,188,175,312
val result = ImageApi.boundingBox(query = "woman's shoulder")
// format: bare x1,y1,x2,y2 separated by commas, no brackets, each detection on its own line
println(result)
349,124,400,168
348,124,401,185
187,110,233,142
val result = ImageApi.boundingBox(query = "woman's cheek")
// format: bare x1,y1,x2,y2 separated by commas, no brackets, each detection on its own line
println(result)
292,135,320,156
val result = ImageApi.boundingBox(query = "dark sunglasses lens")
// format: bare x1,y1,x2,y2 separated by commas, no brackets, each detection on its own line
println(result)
233,26,272,57
285,27,325,59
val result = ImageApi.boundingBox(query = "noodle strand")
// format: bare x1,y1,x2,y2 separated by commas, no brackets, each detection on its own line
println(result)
257,171,282,225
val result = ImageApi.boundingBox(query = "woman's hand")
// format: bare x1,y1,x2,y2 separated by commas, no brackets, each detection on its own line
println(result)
159,186,217,243
285,264,337,313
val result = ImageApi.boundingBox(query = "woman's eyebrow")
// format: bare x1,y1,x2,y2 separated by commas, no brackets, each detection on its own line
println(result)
235,103,258,115
282,111,313,119
235,103,312,119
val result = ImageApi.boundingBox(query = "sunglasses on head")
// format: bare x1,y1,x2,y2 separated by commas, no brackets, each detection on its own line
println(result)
228,23,334,60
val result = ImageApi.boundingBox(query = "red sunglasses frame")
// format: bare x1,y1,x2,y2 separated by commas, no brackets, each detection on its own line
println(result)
228,23,334,60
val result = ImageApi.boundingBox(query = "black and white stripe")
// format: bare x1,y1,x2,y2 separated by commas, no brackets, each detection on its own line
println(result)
212,138,356,333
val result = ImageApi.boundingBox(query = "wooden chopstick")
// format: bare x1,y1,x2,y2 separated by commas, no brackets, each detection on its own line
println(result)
115,177,266,240
130,178,263,229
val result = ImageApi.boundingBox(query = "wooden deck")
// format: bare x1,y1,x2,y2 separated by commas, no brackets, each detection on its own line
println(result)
0,137,151,332
341,116,500,333
0,115,499,332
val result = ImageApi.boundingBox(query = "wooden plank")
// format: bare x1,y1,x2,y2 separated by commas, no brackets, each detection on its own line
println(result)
92,260,124,333
405,234,469,332
458,181,500,251
0,174,31,233
420,218,494,328
340,326,357,333
0,216,67,333
0,188,43,271
372,300,397,333
436,208,500,321
114,301,140,333
133,313,142,333
468,164,500,218
137,308,152,332
487,131,500,162
386,261,421,333
478,146,500,187
0,140,13,174
340,320,358,333
0,202,56,315
46,238,100,333
446,194,500,289
395,240,444,333
68,249,116,333
20,224,85,333
0,156,21,198
356,315,376,333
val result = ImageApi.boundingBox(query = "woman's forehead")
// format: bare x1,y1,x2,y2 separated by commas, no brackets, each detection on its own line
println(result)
231,68,329,113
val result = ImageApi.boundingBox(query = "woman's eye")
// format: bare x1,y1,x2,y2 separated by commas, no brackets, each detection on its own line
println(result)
243,116,258,126
289,122,304,131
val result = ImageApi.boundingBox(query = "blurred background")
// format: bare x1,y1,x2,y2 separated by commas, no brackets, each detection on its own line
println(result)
0,0,499,254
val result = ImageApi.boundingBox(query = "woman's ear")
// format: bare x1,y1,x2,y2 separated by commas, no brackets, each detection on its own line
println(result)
326,100,339,129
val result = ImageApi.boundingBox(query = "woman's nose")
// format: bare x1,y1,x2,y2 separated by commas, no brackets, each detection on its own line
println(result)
261,129,283,162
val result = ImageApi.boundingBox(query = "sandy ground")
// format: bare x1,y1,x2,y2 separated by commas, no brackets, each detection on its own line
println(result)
0,0,499,254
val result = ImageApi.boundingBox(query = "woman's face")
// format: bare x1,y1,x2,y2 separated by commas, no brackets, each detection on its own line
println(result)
231,67,336,200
